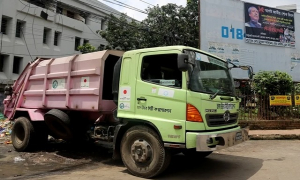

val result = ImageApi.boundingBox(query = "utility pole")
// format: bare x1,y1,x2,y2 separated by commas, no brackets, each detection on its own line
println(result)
198,0,201,49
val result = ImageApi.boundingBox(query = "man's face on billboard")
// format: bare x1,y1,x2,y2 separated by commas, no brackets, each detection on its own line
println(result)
249,7,259,22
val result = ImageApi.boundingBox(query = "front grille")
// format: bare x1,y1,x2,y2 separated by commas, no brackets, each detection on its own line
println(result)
206,113,238,127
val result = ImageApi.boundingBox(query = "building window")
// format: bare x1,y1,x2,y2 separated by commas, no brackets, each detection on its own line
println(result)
83,39,89,45
1,17,8,35
28,0,45,8
101,20,106,30
15,20,25,38
67,11,74,19
13,56,23,74
56,7,63,14
0,55,4,72
0,54,8,72
75,37,81,51
43,28,51,44
54,31,61,46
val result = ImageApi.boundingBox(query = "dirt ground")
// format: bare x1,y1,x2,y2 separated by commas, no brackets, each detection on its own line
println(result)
1,140,300,180
0,140,113,179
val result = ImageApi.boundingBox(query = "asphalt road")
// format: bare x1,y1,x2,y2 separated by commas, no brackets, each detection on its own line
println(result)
1,140,300,180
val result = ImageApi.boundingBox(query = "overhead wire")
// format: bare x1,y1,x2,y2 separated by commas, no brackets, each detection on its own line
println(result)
14,1,34,61
139,0,155,7
2,22,103,39
0,51,78,57
19,2,34,61
4,0,177,57
43,0,176,39
32,8,37,49
102,0,147,14
20,29,33,61
15,1,143,41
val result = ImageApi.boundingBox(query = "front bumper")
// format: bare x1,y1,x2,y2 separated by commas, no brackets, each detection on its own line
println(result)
196,126,249,151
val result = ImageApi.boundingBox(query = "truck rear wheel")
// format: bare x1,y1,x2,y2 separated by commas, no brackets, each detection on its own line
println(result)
11,117,35,152
120,126,171,178
44,109,73,140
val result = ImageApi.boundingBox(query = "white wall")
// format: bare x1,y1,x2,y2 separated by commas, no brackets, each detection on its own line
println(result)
200,0,300,81
0,0,112,84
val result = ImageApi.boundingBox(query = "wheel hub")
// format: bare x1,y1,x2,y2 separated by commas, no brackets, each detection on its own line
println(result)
131,140,152,163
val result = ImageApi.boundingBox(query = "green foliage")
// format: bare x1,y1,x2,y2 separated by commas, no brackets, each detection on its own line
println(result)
295,83,300,94
77,43,96,54
100,0,199,50
253,71,293,96
99,14,144,51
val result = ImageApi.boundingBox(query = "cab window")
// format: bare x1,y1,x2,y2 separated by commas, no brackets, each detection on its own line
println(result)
141,54,182,88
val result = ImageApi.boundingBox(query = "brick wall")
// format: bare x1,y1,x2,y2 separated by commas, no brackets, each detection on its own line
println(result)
239,120,300,130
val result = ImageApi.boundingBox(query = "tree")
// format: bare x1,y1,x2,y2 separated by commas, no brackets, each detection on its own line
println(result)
77,43,96,54
253,71,294,119
295,83,300,94
99,0,199,51
99,14,144,51
253,71,293,96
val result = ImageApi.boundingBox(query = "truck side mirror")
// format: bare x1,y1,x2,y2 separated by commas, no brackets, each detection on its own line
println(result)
242,66,254,79
178,54,189,72
248,68,254,79
232,65,254,80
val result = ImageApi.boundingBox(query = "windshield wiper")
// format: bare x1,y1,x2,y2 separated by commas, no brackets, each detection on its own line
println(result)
210,88,222,100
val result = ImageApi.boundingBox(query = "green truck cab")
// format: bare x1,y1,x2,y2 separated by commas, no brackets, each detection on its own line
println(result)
113,46,250,178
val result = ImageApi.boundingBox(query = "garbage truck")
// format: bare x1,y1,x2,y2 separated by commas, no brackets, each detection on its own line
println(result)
3,46,252,178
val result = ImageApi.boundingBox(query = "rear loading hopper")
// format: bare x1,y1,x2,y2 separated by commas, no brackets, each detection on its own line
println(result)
4,50,124,120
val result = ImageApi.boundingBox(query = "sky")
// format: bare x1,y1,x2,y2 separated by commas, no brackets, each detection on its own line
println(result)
100,0,300,21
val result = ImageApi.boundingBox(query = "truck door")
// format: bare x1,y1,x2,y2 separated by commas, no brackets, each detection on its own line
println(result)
134,51,187,144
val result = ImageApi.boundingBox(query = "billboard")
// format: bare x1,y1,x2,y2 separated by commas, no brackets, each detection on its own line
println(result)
244,3,295,48
200,0,300,81
269,95,292,106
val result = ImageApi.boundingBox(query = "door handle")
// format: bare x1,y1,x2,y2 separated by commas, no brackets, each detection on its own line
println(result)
137,97,147,101
220,97,234,101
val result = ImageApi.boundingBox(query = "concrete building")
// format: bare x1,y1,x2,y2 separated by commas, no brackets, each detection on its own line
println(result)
276,4,298,12
0,0,122,86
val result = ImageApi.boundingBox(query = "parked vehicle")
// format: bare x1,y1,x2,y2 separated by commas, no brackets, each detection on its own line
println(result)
3,46,253,178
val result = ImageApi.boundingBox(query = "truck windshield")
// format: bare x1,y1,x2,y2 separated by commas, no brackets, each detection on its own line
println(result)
184,50,236,96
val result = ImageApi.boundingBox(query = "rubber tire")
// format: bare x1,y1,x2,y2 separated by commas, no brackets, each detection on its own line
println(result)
120,126,171,178
182,149,213,158
44,109,73,140
11,117,35,152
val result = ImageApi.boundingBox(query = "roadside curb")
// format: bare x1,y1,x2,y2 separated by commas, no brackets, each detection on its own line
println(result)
249,134,300,140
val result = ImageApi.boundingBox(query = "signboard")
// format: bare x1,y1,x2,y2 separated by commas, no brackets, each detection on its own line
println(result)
244,3,295,48
295,95,300,105
200,0,300,81
269,95,292,106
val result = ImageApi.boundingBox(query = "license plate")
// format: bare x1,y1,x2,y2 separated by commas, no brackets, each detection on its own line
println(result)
235,132,242,141
217,103,235,110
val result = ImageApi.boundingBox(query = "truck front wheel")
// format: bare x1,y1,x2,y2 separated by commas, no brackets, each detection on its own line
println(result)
120,126,171,178
11,117,35,152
